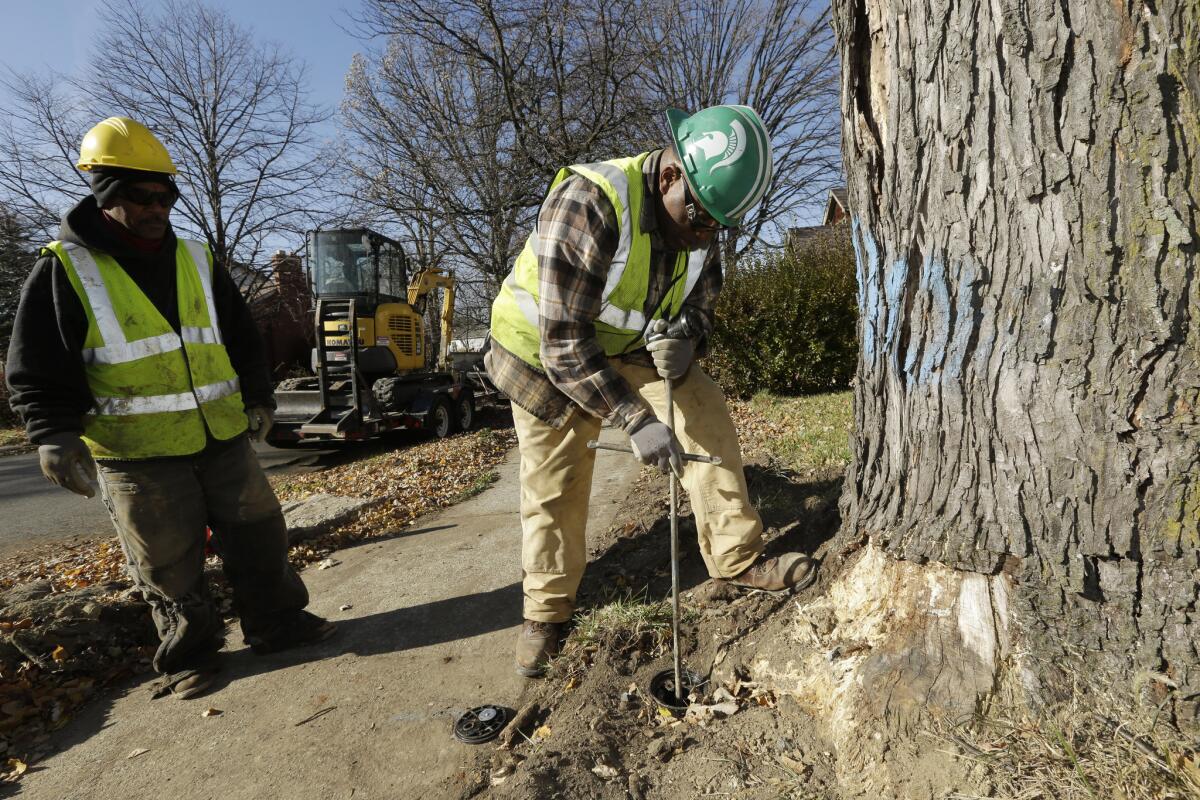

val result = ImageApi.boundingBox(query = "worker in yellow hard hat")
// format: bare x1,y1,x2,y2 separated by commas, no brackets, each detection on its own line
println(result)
4,117,336,700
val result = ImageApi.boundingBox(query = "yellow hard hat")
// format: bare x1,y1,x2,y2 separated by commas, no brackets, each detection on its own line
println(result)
76,116,177,174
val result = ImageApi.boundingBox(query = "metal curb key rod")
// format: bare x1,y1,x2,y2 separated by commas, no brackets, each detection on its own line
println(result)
592,312,707,703
665,376,683,702
586,422,711,703
585,441,721,465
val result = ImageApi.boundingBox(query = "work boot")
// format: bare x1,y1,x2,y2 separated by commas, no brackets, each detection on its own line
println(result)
725,553,819,593
246,610,338,655
149,649,222,701
514,620,563,678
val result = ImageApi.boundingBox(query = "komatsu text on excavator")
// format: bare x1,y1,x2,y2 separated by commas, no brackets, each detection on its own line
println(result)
267,228,476,444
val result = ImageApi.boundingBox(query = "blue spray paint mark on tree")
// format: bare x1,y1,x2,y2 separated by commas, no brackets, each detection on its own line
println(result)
853,218,881,360
853,217,989,385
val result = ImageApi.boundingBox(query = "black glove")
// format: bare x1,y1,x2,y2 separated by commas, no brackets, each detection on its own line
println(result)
38,432,97,498
628,418,683,478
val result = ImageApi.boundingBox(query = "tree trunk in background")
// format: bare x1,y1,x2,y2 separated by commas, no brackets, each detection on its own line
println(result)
773,0,1197,790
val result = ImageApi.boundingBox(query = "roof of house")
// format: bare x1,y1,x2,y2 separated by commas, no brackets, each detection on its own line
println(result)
822,187,849,226
786,225,827,245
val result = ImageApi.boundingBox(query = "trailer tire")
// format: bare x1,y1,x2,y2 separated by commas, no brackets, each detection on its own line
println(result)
373,377,407,413
454,392,475,433
429,397,454,439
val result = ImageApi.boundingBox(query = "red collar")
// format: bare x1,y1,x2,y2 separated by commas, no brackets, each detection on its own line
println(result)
100,210,165,254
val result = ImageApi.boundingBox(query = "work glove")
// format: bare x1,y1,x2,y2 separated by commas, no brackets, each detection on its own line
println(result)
646,334,694,380
645,317,697,380
628,418,684,478
37,432,97,499
245,406,274,443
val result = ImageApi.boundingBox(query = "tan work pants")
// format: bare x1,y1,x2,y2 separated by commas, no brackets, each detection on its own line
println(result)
515,360,763,622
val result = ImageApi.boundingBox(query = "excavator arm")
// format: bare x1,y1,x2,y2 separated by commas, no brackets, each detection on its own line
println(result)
407,267,455,369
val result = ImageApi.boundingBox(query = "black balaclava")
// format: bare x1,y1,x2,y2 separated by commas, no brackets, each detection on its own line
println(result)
89,166,178,208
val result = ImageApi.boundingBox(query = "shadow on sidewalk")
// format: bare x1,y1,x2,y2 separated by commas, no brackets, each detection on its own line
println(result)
248,580,524,669
28,580,524,780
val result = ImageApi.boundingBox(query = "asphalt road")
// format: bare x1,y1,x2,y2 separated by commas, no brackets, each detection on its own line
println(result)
0,441,337,560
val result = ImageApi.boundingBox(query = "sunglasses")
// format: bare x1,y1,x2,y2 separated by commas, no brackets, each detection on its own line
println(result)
121,186,178,209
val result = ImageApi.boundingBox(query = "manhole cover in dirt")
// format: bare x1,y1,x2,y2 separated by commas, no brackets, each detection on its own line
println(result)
453,705,510,744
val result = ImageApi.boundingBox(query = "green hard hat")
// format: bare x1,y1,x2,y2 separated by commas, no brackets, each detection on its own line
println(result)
666,104,774,227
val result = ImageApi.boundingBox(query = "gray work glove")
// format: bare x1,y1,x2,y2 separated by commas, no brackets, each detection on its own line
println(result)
646,335,694,380
628,418,683,478
646,318,696,380
246,406,274,443
38,432,97,498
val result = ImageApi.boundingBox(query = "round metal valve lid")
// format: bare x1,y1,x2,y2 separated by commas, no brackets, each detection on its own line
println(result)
453,705,510,744
649,668,703,712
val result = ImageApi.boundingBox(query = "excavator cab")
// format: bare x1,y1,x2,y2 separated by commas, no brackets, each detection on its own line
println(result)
309,229,427,377
312,229,408,309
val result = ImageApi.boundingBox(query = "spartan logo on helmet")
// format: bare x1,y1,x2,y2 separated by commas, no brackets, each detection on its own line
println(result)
685,120,747,172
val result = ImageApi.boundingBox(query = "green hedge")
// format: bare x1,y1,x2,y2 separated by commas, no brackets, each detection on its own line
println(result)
704,226,858,398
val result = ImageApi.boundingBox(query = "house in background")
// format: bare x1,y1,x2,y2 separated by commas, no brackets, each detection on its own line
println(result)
248,251,313,379
823,187,849,225
784,186,849,252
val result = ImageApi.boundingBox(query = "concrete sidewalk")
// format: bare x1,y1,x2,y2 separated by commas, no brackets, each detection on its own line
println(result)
16,428,640,800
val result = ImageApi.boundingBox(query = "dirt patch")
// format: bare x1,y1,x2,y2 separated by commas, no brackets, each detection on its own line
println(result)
445,457,848,799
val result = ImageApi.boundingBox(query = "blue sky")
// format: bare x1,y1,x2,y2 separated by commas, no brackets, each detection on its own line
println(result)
0,0,363,121
0,0,832,229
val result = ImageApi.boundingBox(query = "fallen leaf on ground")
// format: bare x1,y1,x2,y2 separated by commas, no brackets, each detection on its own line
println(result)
317,558,341,570
127,748,150,759
339,604,352,611
201,707,223,718
5,758,27,775
533,724,552,740
50,645,67,662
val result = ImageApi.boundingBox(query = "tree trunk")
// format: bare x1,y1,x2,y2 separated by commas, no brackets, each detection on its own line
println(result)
756,0,1197,793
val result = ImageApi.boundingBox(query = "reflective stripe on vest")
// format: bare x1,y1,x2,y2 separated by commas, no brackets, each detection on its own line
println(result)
91,377,241,416
491,153,709,369
49,238,248,458
67,243,226,365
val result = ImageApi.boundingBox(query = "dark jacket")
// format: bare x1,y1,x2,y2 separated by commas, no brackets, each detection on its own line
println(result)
4,196,274,447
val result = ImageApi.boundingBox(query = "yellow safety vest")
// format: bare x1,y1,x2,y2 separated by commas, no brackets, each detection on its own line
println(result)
48,238,249,459
490,153,707,369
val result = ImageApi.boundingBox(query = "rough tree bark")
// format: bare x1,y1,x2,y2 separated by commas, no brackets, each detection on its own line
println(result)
758,0,1197,794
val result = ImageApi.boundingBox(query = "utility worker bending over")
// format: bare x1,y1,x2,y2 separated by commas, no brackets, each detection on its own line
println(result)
5,117,335,699
487,105,818,677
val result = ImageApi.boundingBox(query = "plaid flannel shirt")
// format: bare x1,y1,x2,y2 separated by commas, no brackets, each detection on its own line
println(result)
485,149,722,432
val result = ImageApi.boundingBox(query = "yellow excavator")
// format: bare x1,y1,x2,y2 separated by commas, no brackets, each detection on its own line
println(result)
268,228,477,444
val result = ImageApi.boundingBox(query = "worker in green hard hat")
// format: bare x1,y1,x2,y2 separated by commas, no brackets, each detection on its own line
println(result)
487,104,820,678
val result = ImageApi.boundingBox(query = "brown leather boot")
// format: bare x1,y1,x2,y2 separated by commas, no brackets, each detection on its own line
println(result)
514,620,563,677
726,553,819,593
